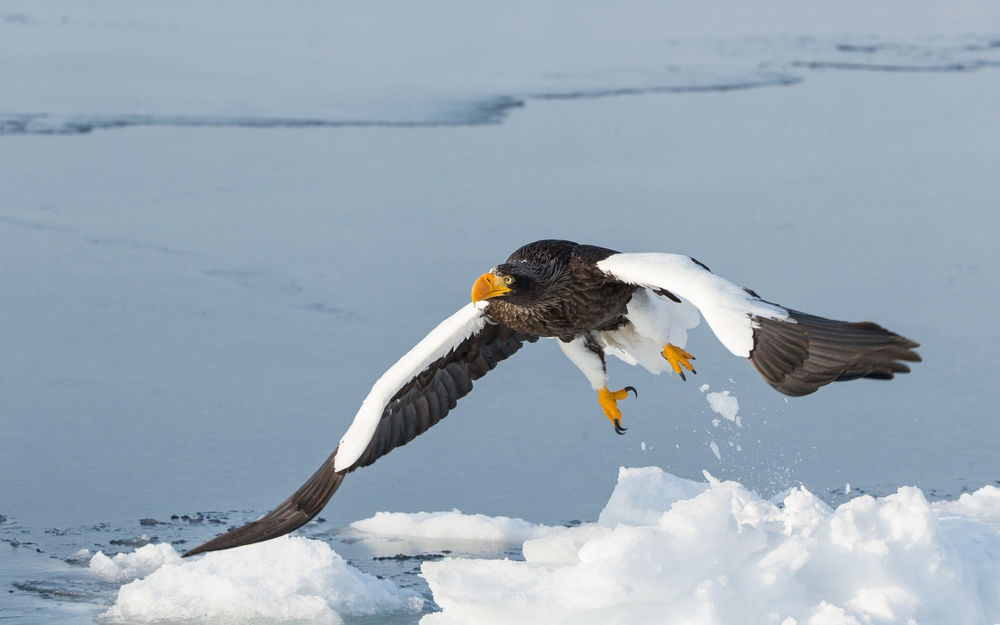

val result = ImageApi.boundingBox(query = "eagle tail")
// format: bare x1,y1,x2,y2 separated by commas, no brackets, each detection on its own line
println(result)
749,310,921,397
183,449,345,557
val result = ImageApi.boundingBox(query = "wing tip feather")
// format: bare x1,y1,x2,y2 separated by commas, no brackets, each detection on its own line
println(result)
750,311,920,396
183,450,345,556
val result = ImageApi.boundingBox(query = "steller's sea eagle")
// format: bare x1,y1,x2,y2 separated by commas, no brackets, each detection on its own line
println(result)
185,239,920,556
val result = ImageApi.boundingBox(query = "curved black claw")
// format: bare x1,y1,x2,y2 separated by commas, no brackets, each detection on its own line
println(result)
624,386,638,398
678,370,687,382
613,419,628,435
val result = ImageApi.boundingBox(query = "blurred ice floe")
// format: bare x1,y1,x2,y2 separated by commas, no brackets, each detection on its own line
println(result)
94,536,422,625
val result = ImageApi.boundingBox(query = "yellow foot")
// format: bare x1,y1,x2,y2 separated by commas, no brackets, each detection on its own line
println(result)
597,386,637,435
662,343,696,381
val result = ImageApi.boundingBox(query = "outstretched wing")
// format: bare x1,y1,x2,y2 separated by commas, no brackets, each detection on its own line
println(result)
596,253,920,396
185,303,535,556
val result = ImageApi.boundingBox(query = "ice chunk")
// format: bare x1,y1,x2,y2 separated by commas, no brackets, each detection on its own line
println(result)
90,543,181,582
421,467,1000,625
597,466,708,527
66,548,93,566
351,509,552,543
96,536,421,624
521,524,609,564
706,390,740,423
932,484,1000,531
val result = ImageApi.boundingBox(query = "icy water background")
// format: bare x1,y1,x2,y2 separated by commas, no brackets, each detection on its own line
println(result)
2,1,1000,623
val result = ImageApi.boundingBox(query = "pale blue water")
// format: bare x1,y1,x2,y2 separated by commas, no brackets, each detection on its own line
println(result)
2,4,1000,622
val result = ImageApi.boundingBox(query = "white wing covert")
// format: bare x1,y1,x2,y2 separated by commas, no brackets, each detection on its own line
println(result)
597,253,788,357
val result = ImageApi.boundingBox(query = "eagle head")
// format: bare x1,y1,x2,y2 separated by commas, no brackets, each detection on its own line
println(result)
470,262,545,305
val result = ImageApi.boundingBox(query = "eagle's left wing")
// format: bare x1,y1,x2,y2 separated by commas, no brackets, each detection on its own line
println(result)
597,253,920,396
185,303,535,556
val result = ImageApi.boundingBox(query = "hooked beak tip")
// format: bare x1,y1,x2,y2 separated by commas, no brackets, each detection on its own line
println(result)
471,272,510,302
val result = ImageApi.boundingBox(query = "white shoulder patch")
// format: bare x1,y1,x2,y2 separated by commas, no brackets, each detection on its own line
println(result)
334,303,487,471
597,253,787,357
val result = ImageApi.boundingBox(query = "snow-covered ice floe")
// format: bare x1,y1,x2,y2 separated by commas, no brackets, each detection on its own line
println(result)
351,509,554,543
91,468,1000,625
89,543,181,583
423,467,1000,625
92,536,423,624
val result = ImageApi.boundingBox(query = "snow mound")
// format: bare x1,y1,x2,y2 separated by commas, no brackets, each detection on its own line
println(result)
932,484,1000,531
94,536,422,625
598,466,709,527
90,543,182,582
351,509,553,543
422,467,1000,625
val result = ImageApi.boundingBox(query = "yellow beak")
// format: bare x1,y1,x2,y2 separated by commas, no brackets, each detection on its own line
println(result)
471,273,511,302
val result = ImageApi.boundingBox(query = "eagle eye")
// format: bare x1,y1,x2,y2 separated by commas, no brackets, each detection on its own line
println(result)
502,275,514,286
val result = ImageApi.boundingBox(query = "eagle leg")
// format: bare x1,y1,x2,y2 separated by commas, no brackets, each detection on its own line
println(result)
662,343,696,381
598,386,637,435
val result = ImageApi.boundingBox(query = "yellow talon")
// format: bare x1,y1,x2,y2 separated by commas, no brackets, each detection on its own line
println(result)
662,343,696,380
597,386,636,435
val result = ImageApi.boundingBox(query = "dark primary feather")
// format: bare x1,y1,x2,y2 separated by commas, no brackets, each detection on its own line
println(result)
184,449,345,556
750,310,921,397
184,322,535,556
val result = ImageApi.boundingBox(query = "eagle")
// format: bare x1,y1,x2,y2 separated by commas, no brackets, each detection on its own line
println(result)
185,239,920,556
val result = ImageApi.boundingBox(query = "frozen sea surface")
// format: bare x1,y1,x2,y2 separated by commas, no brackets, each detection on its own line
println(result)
9,468,998,625
3,1,1000,134
2,1,1000,623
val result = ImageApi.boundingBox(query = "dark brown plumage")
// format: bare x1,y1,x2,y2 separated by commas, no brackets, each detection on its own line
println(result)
750,311,921,396
483,240,636,339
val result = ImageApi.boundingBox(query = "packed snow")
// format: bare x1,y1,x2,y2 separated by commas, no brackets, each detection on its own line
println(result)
932,486,1000,532
596,466,709,527
89,468,1000,625
89,543,181,583
421,467,1000,625
93,536,423,624
351,509,554,543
